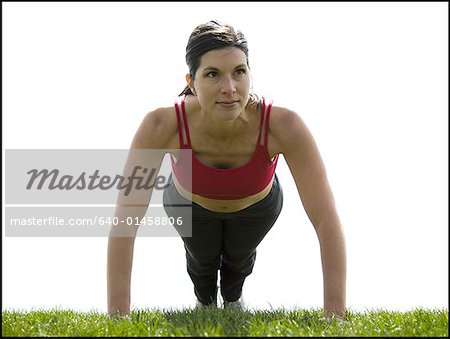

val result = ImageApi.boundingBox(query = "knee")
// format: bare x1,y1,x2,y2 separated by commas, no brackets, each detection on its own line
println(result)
187,250,221,271
222,251,256,270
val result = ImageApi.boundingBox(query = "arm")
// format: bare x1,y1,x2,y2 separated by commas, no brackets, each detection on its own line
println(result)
107,235,137,316
107,108,176,316
271,107,347,319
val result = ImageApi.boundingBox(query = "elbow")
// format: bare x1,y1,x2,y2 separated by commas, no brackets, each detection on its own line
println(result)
313,212,344,240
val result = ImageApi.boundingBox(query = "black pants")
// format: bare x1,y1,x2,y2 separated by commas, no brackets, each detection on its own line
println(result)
163,174,283,305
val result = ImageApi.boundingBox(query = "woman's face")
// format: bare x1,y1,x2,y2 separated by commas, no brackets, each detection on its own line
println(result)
188,47,251,121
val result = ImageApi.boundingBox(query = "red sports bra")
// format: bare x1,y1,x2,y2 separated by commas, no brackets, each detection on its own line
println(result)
170,96,279,200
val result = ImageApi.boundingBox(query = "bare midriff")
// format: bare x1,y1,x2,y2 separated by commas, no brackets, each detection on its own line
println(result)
172,174,274,213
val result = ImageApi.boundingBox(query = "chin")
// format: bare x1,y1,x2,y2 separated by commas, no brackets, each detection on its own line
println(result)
217,106,243,119
217,112,239,122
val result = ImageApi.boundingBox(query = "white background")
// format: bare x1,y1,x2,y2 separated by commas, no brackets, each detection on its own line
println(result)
2,2,448,313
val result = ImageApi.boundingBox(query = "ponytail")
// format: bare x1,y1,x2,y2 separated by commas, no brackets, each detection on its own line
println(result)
179,85,194,97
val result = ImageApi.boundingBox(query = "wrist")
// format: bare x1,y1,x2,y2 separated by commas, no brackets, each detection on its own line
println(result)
323,305,346,320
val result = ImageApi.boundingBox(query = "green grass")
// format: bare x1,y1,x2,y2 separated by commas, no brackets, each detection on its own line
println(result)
2,307,448,337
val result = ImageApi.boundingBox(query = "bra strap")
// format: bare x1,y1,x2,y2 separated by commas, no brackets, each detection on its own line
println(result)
262,98,273,146
174,96,191,148
180,97,192,147
256,97,266,146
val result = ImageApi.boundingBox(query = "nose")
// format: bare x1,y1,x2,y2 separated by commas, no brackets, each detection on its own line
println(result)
220,75,237,95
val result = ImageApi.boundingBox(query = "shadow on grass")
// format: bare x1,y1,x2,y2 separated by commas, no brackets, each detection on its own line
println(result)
130,307,328,337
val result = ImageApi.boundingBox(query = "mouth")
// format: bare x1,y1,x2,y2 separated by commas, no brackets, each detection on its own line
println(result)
217,100,239,107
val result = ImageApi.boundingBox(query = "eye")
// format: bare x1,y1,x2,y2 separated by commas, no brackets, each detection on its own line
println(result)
206,71,218,78
235,69,246,76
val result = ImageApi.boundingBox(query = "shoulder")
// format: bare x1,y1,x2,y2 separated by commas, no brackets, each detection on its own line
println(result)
268,104,313,156
131,105,178,149
269,105,304,131
142,106,178,131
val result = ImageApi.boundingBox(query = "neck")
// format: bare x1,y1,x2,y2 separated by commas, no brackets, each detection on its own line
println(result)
201,110,250,139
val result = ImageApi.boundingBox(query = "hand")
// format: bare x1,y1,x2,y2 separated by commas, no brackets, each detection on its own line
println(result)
324,307,346,322
108,309,130,319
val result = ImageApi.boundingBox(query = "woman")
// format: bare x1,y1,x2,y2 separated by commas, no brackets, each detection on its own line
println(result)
107,20,346,319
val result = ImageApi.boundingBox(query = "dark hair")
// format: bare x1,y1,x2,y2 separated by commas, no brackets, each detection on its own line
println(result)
179,20,250,96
